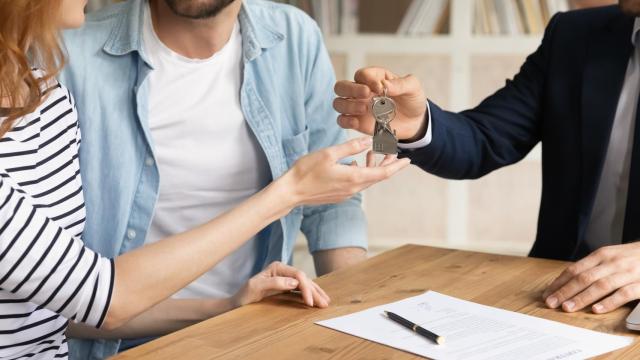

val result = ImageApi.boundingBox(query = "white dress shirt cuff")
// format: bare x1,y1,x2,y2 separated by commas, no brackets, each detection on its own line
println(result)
398,102,433,150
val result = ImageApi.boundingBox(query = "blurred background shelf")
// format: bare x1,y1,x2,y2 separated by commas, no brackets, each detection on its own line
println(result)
324,35,544,54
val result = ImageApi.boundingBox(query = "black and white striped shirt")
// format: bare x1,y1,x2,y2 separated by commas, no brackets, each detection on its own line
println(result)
0,74,114,360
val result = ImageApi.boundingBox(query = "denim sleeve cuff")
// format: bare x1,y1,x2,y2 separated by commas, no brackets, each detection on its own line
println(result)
398,101,433,150
302,204,368,253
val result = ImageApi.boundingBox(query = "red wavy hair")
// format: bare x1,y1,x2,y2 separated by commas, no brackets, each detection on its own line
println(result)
0,0,64,136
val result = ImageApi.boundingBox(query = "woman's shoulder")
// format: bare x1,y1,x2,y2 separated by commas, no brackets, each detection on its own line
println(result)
35,70,73,107
30,70,77,130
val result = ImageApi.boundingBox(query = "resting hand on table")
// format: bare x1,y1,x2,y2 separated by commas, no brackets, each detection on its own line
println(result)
543,243,640,313
333,66,428,142
231,261,330,308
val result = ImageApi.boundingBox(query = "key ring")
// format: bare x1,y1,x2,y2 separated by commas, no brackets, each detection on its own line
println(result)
372,87,396,127
378,87,389,106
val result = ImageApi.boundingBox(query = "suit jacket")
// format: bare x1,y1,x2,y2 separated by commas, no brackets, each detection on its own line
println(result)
405,5,636,261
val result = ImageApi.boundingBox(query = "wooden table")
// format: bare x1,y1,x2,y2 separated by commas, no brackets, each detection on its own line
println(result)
113,245,639,359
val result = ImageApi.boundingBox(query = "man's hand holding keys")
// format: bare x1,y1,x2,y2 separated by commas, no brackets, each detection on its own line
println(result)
333,67,429,142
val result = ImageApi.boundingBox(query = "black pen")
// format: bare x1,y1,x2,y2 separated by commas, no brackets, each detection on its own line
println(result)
384,311,445,345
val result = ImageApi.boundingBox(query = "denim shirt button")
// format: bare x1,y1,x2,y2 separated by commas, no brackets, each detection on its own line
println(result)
145,157,154,166
127,229,136,239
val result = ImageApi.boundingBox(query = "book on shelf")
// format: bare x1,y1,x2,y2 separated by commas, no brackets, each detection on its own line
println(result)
474,0,575,35
407,0,450,36
359,0,450,35
274,0,449,36
359,0,414,34
273,0,360,35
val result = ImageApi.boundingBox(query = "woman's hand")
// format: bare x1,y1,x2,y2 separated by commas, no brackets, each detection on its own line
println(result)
231,261,330,308
280,137,411,206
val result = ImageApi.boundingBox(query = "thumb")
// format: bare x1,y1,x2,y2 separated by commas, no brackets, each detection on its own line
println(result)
262,276,299,292
382,74,421,98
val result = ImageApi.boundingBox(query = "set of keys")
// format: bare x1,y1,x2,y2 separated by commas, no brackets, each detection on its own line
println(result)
371,88,398,154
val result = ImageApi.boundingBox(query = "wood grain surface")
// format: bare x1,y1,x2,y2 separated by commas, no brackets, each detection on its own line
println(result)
112,245,639,359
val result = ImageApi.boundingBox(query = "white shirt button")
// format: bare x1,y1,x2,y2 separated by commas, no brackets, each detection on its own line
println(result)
145,157,154,166
127,229,136,239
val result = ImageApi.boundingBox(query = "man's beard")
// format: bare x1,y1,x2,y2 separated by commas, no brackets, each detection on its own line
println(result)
163,0,237,19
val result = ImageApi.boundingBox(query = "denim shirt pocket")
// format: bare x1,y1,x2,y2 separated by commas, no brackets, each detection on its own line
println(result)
282,126,310,167
281,126,310,215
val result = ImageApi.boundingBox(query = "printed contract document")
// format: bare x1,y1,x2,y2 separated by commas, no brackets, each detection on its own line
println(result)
316,291,634,360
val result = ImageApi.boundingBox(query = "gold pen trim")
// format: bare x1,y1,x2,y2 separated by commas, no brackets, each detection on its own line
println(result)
412,324,419,332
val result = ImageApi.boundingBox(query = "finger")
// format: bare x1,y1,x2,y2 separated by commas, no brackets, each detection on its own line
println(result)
543,250,607,300
381,74,422,98
312,281,331,304
326,137,372,160
379,154,398,167
310,282,329,308
366,150,375,168
310,283,328,308
592,283,640,314
334,80,372,99
352,157,411,184
333,97,369,116
273,262,314,307
561,272,633,313
545,264,616,309
297,275,315,307
263,276,300,293
337,115,376,135
354,67,397,94
333,158,410,195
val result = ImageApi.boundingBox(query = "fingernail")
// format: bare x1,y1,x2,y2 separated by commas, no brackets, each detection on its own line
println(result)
547,296,558,308
288,279,299,287
360,137,373,145
593,303,604,313
563,300,575,311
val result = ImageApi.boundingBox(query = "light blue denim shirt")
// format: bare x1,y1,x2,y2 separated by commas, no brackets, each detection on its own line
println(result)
60,1,367,358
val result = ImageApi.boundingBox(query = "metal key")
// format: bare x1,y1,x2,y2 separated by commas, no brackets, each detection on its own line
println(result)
371,89,398,154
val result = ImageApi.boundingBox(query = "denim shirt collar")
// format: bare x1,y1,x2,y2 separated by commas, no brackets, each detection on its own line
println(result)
102,0,285,64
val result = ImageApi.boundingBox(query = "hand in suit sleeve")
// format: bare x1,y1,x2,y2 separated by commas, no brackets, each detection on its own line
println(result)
336,14,562,180
543,242,640,314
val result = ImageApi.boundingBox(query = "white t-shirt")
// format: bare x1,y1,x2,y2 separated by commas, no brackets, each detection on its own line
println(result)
142,3,271,298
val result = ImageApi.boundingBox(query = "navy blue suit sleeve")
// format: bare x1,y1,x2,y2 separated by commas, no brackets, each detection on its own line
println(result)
405,14,561,179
